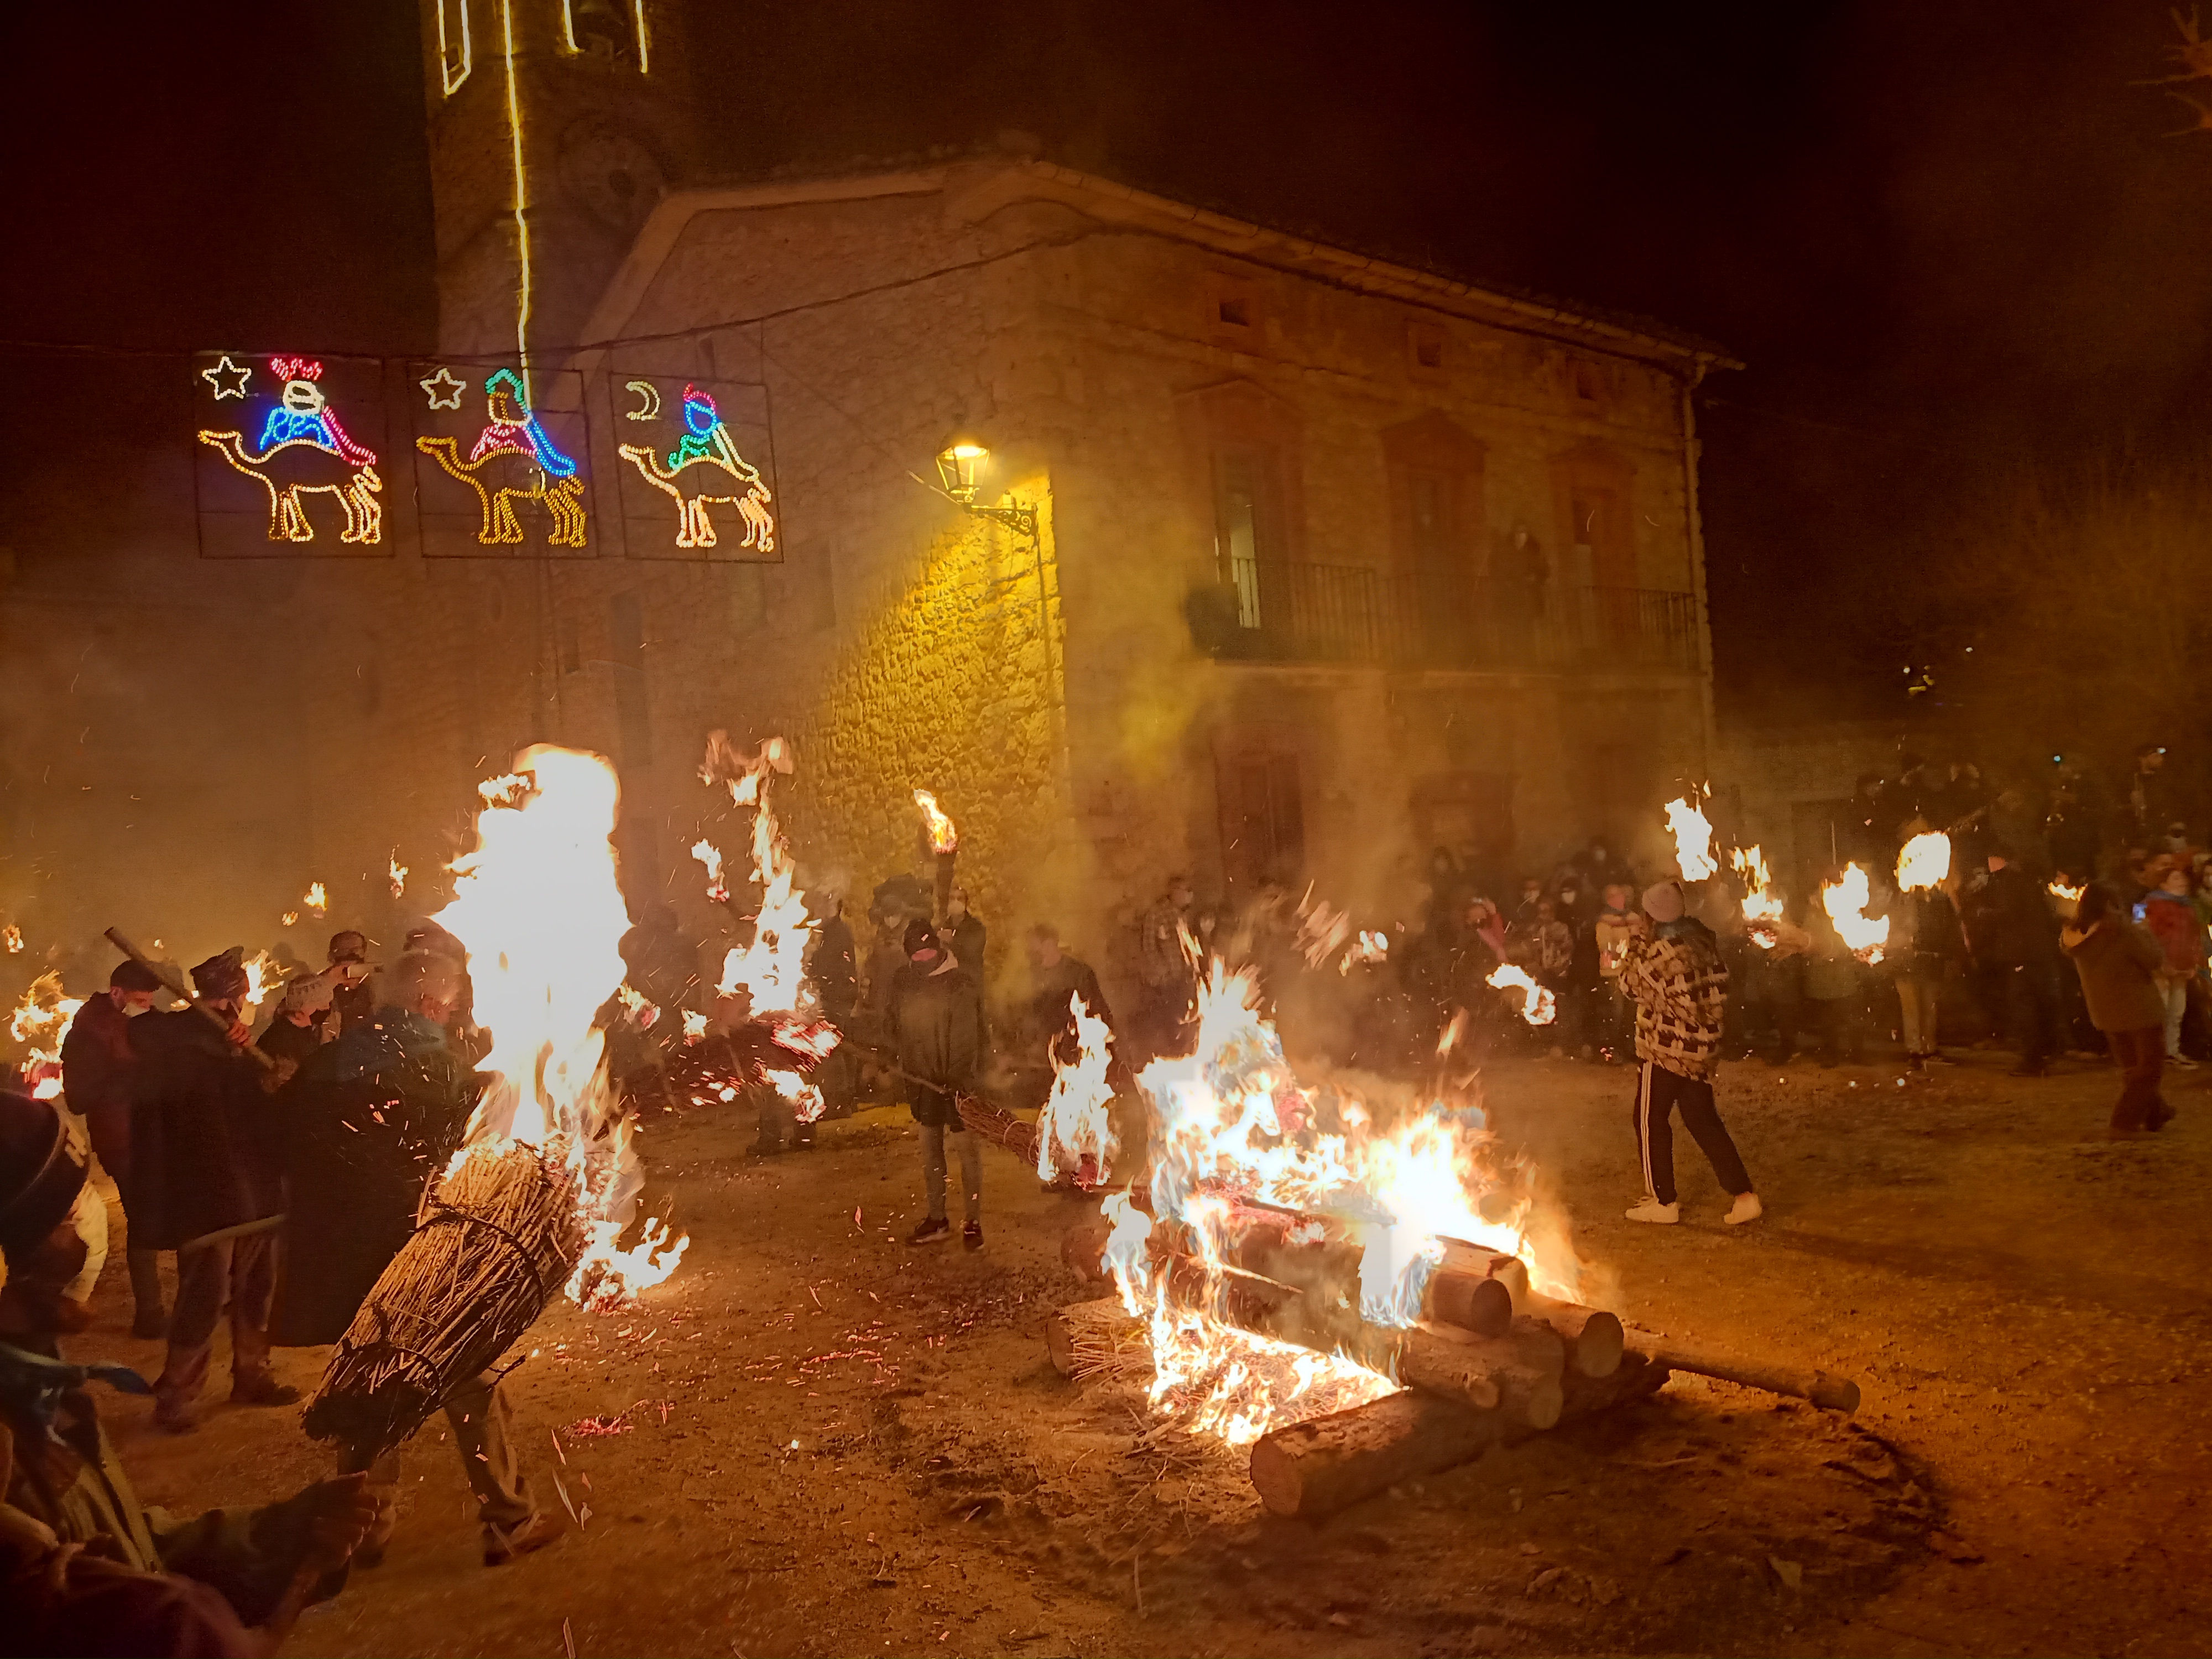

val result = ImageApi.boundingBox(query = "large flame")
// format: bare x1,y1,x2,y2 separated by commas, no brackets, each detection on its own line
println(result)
10,972,85,1100
1665,794,1718,883
436,747,686,1308
1896,832,1950,894
1099,962,1576,1446
1036,993,1117,1183
1485,963,1558,1026
1821,863,1890,962
703,734,836,1124
912,789,958,855
303,881,328,920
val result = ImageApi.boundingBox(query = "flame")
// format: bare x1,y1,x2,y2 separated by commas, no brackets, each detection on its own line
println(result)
1099,961,1575,1446
1733,844,1782,947
10,972,85,1100
1337,929,1390,974
690,838,729,904
2,925,21,954
2048,879,2085,903
1485,963,1558,1026
681,1009,709,1041
1896,831,1950,894
707,736,837,1120
241,951,279,1020
1036,993,1118,1182
281,911,300,928
389,852,408,899
912,789,958,854
1820,863,1890,962
436,746,685,1309
1664,794,1718,882
303,881,328,919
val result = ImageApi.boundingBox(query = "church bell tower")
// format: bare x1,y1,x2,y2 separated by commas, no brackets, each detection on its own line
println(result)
414,0,696,363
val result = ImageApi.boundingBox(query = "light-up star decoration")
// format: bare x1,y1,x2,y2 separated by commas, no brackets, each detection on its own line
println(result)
202,356,252,399
419,367,466,410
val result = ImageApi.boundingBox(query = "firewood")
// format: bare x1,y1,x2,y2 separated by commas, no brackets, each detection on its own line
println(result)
1246,1352,1671,1520
1387,1317,1565,1429
1623,1335,1860,1412
1428,1238,1623,1375
1524,1293,1625,1379
1047,1295,1146,1379
1421,1265,1515,1338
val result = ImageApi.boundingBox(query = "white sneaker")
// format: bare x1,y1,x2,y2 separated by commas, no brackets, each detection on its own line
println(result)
1625,1197,1679,1225
1724,1192,1764,1226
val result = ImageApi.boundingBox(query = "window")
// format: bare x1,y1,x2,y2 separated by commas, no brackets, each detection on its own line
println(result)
562,0,651,69
1215,451,1265,629
1408,321,1446,373
1381,413,1485,662
1202,274,1261,343
1217,748,1305,889
1571,359,1606,404
1552,445,1636,592
1217,296,1251,328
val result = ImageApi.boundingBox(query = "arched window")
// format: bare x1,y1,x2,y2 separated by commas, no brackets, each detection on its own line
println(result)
562,0,652,70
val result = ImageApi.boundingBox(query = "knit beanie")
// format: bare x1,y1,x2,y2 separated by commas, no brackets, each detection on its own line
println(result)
1641,881,1686,925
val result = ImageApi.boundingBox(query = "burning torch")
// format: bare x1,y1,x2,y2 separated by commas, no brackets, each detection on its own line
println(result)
914,790,959,924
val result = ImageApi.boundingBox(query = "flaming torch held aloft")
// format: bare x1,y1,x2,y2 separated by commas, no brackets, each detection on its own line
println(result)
1664,793,1718,883
1485,963,1558,1026
1733,844,1783,948
1820,863,1890,963
1896,831,1951,894
914,789,958,922
304,747,685,1465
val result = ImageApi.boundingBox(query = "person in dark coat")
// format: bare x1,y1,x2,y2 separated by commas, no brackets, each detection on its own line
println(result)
127,950,295,1432
0,1088,384,1652
1966,843,2066,1077
271,950,559,1569
806,895,860,1118
1024,923,1113,1065
59,958,165,1337
890,921,988,1249
942,885,987,977
2063,883,2174,1135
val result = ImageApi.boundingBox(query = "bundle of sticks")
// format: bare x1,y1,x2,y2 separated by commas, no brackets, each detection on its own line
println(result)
303,1138,585,1464
1053,1201,1858,1519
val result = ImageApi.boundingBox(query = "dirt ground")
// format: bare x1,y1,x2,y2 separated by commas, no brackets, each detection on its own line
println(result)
62,1044,2212,1657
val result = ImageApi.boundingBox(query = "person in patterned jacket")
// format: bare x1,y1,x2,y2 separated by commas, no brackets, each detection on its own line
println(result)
1619,880,1762,1227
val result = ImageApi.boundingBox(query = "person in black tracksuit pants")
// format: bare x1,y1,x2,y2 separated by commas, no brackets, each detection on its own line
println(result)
1618,881,1761,1227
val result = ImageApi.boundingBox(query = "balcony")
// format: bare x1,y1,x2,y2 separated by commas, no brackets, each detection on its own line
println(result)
1186,558,1702,675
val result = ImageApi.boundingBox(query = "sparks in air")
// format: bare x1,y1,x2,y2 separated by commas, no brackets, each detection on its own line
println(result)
912,789,958,854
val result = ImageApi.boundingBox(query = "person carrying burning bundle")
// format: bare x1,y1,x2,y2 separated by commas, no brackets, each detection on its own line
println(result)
59,958,166,1338
1619,881,1762,1227
127,950,298,1432
892,920,988,1249
273,950,560,1568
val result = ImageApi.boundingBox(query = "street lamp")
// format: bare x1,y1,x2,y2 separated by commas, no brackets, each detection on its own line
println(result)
933,437,1037,537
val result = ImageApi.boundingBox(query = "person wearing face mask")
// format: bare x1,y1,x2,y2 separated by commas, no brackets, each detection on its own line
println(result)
0,1087,384,1652
262,931,376,1067
60,959,166,1339
127,951,297,1434
890,921,988,1249
941,885,987,978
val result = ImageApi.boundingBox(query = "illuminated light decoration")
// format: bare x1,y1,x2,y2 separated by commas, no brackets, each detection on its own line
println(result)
502,0,531,373
419,366,467,410
614,384,774,551
415,368,588,547
623,379,660,420
197,426,383,544
634,0,650,72
435,0,473,95
255,357,375,465
201,356,251,399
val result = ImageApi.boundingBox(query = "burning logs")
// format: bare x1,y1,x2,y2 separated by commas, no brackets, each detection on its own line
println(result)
304,1139,586,1463
1247,1352,1672,1520
1423,1239,1624,1376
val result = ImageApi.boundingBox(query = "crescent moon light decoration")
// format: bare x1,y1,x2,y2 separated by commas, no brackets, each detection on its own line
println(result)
624,379,661,421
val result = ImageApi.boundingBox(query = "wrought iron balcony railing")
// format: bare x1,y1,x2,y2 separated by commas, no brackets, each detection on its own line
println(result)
1185,559,1702,675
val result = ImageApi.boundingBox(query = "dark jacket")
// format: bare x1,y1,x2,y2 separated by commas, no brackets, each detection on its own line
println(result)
126,1013,283,1253
60,995,137,1198
2065,920,2165,1033
807,916,858,1019
271,1010,479,1348
1894,890,1966,978
889,961,987,1128
1968,865,2060,967
1030,955,1111,1061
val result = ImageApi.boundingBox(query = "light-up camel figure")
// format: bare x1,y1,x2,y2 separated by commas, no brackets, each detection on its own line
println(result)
616,384,775,552
415,368,588,547
197,430,384,544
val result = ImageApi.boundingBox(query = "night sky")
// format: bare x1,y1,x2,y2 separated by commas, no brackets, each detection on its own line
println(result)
7,1,2208,722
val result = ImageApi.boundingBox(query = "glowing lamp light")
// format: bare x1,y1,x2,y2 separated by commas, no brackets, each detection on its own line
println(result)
935,440,990,503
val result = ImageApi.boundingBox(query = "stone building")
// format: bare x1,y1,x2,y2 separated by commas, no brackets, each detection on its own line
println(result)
258,0,1743,995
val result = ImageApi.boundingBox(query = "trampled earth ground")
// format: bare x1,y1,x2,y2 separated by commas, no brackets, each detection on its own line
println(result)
69,1048,2212,1656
